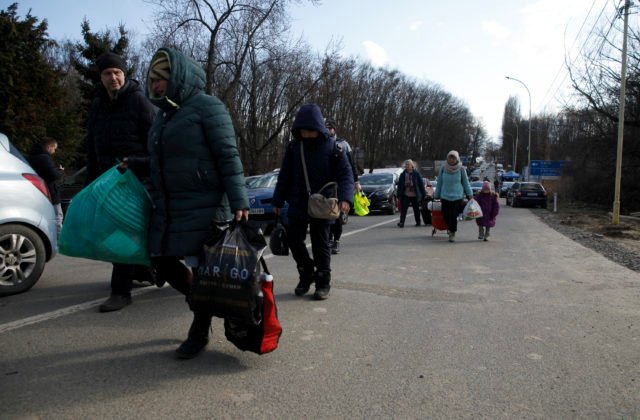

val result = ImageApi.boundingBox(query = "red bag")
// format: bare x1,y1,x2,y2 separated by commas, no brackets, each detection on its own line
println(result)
224,258,282,354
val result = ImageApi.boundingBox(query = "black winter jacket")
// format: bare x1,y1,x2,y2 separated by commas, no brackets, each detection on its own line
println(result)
27,144,64,204
272,104,354,220
85,79,156,182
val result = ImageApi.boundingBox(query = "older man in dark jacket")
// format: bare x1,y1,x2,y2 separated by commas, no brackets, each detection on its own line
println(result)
272,104,354,300
85,52,157,312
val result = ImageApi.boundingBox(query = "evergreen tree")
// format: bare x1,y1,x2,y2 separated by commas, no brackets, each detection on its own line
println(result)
0,3,65,152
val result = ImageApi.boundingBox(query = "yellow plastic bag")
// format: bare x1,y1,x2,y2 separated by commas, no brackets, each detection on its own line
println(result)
353,191,370,216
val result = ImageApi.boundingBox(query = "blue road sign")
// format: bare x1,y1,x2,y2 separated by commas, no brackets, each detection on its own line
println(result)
530,160,571,177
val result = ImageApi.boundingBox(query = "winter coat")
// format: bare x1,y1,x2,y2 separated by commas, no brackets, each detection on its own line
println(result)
434,166,473,201
27,144,64,204
145,47,249,257
85,79,156,182
397,170,426,202
331,135,359,183
474,191,500,228
272,104,354,221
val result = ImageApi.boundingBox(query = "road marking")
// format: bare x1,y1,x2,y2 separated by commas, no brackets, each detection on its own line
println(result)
0,216,402,334
0,287,153,334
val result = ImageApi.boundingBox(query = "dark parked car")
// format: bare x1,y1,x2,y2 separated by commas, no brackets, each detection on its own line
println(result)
0,133,58,296
506,182,548,208
359,172,398,214
499,181,515,198
246,170,288,233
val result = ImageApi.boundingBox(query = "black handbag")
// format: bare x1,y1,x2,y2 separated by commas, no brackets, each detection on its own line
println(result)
268,215,289,256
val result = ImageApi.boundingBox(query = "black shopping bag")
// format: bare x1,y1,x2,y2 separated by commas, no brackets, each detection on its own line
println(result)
224,258,282,355
189,221,267,324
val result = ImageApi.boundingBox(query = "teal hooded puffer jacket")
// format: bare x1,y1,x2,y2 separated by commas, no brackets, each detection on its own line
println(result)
146,47,248,257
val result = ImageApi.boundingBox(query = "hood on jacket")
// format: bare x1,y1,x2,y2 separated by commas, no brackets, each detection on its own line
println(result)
291,103,331,141
146,47,205,110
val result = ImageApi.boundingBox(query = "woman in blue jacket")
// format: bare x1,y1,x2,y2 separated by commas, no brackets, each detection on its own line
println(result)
434,150,473,242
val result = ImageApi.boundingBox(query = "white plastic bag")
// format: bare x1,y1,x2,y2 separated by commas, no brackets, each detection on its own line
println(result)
463,198,483,220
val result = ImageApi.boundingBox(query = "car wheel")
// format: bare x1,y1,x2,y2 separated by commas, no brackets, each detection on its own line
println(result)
0,224,47,296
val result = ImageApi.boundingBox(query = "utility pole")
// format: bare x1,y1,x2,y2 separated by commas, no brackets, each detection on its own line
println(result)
511,117,519,172
613,0,630,225
505,76,532,180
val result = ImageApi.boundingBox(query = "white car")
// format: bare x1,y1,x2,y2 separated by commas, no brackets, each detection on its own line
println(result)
0,133,58,296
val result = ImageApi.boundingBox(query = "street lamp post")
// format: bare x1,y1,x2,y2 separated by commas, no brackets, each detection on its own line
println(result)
506,76,531,180
511,117,519,173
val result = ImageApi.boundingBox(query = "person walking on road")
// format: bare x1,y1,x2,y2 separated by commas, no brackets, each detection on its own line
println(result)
28,137,65,236
272,104,354,300
85,52,157,312
475,180,500,241
326,117,359,255
397,159,425,227
127,47,250,359
434,150,473,242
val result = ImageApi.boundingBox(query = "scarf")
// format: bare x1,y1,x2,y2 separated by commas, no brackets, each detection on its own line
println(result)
444,160,462,174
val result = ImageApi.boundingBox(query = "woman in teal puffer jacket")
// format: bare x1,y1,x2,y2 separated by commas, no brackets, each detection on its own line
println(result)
145,47,249,359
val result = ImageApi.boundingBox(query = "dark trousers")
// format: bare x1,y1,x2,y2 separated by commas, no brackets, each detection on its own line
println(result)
150,257,192,296
110,263,153,296
286,216,331,273
151,257,210,335
399,196,420,225
329,215,343,241
441,199,463,233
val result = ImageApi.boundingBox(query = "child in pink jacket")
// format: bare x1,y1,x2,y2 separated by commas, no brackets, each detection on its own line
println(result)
474,181,500,241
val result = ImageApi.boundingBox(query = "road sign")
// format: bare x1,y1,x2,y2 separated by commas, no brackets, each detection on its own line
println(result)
529,160,571,177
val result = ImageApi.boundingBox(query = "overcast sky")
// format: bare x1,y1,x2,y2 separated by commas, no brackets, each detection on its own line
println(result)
12,0,629,142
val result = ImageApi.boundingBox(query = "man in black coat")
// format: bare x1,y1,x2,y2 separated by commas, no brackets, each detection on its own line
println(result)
326,117,359,255
27,137,65,235
85,52,157,312
272,104,354,300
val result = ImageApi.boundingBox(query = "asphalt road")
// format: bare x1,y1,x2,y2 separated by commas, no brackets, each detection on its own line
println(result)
1,203,639,418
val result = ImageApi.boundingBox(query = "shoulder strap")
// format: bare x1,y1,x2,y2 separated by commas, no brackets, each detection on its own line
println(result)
300,143,311,195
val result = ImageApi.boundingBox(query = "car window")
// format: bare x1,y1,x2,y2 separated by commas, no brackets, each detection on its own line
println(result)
360,174,393,185
9,142,29,165
250,173,278,188
521,183,543,191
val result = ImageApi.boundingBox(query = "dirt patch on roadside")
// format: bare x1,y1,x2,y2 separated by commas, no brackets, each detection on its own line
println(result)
532,203,640,271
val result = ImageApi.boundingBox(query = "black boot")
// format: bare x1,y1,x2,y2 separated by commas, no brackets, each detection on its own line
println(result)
331,240,340,255
176,312,211,359
294,263,315,296
313,271,331,300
